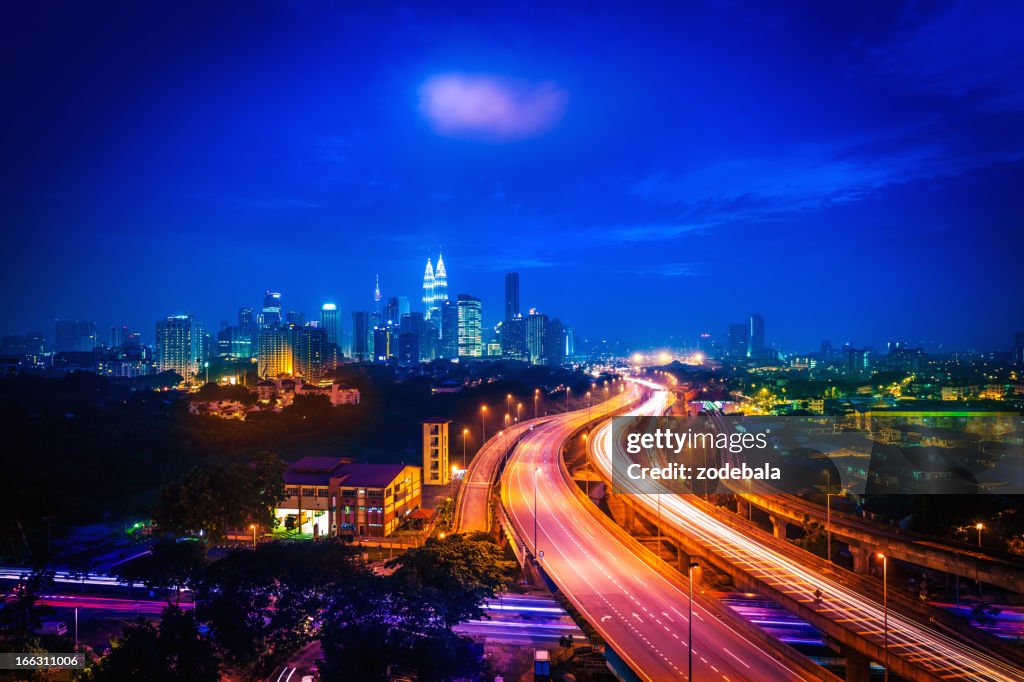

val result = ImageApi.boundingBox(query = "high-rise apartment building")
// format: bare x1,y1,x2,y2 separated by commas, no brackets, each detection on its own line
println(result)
293,326,327,383
155,314,202,383
504,272,520,321
258,327,293,378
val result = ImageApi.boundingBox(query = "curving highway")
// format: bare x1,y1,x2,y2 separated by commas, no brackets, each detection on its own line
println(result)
500,385,807,681
590,380,1024,682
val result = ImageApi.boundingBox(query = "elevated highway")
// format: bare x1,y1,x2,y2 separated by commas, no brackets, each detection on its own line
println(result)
590,381,1023,682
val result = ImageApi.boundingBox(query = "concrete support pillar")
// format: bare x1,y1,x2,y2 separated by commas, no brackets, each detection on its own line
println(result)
850,546,873,574
770,515,787,539
842,646,871,682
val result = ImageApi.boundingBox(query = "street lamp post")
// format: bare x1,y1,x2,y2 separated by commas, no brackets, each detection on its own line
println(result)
517,402,522,423
566,386,570,412
877,553,888,682
481,405,488,443
462,428,469,469
688,561,699,681
533,467,541,559
250,524,257,550
976,522,984,547
506,394,512,421
534,389,539,421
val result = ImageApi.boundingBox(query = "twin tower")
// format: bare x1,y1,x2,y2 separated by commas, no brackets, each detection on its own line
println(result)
421,253,449,321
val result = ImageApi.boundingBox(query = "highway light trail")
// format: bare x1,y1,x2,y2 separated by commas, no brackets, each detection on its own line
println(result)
501,383,804,681
590,380,1023,682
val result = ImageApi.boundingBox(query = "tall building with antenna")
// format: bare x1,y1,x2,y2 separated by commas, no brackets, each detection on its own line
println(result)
422,258,435,319
421,252,449,321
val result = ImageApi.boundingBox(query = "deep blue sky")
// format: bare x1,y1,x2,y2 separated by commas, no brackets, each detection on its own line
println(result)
2,1,1023,351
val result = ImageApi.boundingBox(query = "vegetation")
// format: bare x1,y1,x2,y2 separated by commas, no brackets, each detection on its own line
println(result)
151,452,286,543
80,607,220,682
83,535,514,681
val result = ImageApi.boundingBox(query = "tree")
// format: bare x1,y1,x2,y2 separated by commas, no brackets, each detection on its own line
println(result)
196,540,365,677
386,534,515,629
81,607,220,682
152,452,285,543
116,539,207,604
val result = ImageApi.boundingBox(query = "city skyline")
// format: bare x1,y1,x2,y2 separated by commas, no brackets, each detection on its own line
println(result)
2,2,1023,350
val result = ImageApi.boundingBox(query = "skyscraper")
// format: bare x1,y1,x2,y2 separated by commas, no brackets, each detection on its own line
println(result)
422,258,435,319
155,314,202,383
262,291,282,327
286,310,306,327
374,274,382,309
456,294,482,358
727,323,748,358
352,311,370,362
293,326,327,383
258,326,293,378
545,317,566,367
504,272,520,321
422,252,449,321
501,314,527,361
385,297,401,325
434,253,448,306
320,303,339,347
440,299,459,359
749,313,765,356
526,309,548,365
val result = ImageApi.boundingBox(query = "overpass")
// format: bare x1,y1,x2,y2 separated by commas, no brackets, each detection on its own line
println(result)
589,382,1023,682
684,396,1024,593
499,386,830,681
454,378,639,534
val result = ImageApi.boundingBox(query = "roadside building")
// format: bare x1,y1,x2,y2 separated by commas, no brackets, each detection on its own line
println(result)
275,456,421,538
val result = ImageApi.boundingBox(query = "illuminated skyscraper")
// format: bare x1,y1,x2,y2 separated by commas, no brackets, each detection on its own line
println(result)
320,303,339,347
293,326,327,383
526,309,547,365
262,291,282,327
156,314,202,384
257,326,293,378
422,258,435,319
374,274,382,309
434,253,448,306
502,314,526,361
456,294,482,358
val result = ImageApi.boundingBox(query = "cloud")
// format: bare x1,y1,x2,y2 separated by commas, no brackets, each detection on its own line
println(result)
418,73,568,141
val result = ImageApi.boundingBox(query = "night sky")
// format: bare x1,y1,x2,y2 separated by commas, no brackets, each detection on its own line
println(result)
2,1,1023,351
